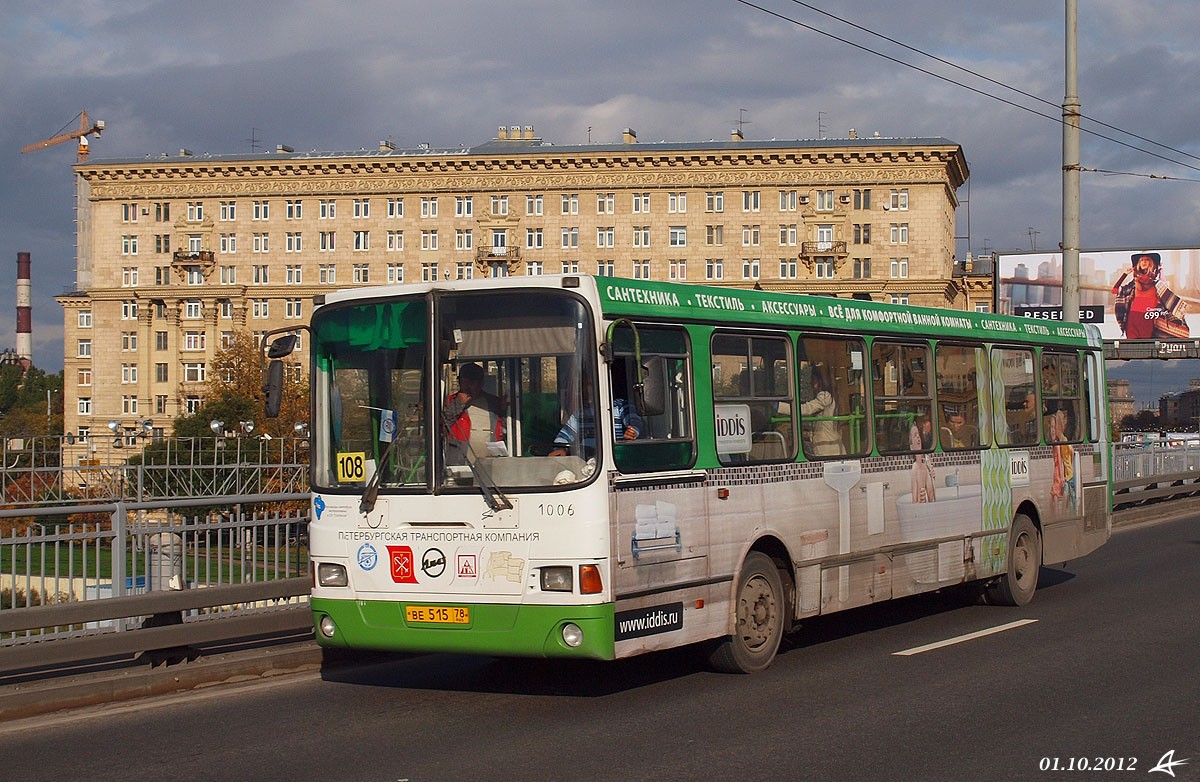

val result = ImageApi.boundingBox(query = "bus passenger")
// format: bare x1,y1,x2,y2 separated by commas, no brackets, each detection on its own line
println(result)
549,374,642,458
800,367,843,456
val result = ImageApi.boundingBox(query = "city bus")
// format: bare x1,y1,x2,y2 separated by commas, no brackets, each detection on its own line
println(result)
263,275,1111,673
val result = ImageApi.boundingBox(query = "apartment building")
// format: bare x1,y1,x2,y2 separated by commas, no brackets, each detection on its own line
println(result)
59,124,974,451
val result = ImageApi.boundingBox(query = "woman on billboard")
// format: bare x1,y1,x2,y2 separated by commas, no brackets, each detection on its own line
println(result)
1112,252,1189,338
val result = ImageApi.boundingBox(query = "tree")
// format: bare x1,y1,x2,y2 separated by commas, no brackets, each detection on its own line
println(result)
1120,409,1159,432
173,332,308,439
0,364,64,438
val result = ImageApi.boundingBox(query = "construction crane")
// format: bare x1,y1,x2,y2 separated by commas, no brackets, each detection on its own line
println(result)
21,110,106,162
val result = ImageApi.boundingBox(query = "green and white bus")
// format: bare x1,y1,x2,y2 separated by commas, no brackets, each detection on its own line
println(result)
265,274,1111,673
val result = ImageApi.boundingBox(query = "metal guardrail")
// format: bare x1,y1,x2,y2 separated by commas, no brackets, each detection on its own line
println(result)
1,441,1196,680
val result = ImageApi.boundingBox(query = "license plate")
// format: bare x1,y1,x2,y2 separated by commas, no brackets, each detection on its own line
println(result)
405,605,470,624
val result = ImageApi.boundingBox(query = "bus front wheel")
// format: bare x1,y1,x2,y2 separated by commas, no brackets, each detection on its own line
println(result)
985,514,1041,607
709,552,786,674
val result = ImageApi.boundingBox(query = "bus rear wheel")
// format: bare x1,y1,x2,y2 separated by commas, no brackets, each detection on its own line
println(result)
985,514,1041,606
709,552,786,674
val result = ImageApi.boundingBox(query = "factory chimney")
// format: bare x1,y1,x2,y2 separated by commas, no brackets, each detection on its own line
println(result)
16,252,32,362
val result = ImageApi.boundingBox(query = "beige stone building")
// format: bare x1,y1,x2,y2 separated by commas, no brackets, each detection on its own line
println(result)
59,124,981,452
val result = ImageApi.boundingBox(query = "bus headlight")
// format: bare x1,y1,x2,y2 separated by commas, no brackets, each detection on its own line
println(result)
540,566,573,592
317,563,348,587
318,615,337,638
561,623,584,647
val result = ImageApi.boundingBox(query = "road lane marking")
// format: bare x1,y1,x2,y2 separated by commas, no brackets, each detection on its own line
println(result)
892,619,1038,656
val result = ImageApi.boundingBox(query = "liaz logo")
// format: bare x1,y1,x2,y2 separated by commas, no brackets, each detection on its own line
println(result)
387,546,418,584
421,548,447,578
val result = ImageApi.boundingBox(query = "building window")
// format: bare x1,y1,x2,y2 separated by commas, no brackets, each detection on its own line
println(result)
387,198,404,218
154,234,170,254
596,260,614,276
353,264,369,284
816,225,834,251
155,363,168,383
742,191,760,212
888,188,909,211
669,259,687,280
706,192,724,213
78,398,92,415
456,229,473,251
219,201,234,221
285,298,303,319
78,310,92,328
154,202,170,222
387,263,404,284
633,260,651,279
526,194,543,216
706,258,724,280
779,258,798,279
668,192,687,213
526,261,544,276
219,299,233,319
889,294,910,306
252,200,269,220
319,264,336,284
742,258,760,280
78,368,92,386
854,189,872,210
853,224,871,244
561,193,578,215
122,267,139,286
596,193,615,214
252,233,269,253
353,230,370,251
155,331,169,350
252,299,269,319
421,230,439,250
187,202,204,222
121,203,139,222
632,193,649,214
387,230,404,251
741,225,760,248
285,265,302,284
121,236,138,255
319,199,336,219
121,364,138,384
155,395,169,414
779,224,798,246
526,228,543,249
490,195,509,216
185,397,202,415
353,198,370,219
890,223,909,244
706,225,724,246
77,339,91,357
561,227,579,249
183,331,205,351
184,300,202,319
183,364,206,383
286,232,302,253
188,234,202,253
122,395,138,414
975,302,991,313
121,301,138,320
455,196,473,217
455,262,473,280
320,231,336,251
815,259,834,278
669,226,687,247
890,258,909,278
779,190,798,211
596,227,614,248
633,226,650,248
816,189,835,211
121,332,137,351
219,266,236,285
253,265,269,285
220,234,237,254
286,199,302,219
853,258,872,279
421,197,438,218
561,260,580,274
421,263,439,282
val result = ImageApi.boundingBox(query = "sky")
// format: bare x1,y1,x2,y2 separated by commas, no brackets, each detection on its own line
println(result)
3,0,1200,404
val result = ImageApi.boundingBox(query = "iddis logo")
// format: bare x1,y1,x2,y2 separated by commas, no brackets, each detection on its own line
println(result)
387,546,418,584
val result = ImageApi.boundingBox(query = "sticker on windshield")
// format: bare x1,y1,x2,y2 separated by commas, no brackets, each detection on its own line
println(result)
337,451,367,483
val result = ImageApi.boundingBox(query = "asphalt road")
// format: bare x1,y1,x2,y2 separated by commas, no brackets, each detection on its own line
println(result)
2,514,1197,782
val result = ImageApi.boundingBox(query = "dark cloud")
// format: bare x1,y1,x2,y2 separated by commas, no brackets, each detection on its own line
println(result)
4,0,1200,372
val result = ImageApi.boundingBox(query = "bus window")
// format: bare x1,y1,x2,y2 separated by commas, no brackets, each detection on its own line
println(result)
798,335,869,458
934,343,989,450
711,332,795,464
872,341,933,455
1042,351,1084,445
997,347,1038,446
610,325,694,473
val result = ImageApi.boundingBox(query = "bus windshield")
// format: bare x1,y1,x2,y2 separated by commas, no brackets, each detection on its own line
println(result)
311,289,596,496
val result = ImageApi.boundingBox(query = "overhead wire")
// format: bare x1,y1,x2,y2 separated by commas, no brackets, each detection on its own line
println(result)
734,0,1200,177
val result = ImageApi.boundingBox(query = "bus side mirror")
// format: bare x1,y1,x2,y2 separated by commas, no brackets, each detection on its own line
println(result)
263,360,284,418
638,356,667,416
267,334,299,359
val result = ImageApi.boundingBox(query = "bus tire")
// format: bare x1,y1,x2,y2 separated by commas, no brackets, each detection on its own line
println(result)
708,552,785,674
985,514,1040,607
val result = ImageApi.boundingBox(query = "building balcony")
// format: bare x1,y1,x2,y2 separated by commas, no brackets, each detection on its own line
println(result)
800,241,847,259
474,247,523,274
172,250,215,265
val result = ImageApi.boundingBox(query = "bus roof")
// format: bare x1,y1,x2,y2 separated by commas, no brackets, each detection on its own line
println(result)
596,276,1096,347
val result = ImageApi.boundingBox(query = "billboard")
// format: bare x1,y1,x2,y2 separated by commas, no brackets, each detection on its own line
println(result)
997,247,1200,342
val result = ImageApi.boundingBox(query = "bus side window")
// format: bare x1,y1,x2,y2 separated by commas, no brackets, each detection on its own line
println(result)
611,324,695,473
872,341,933,455
934,343,989,450
799,335,868,458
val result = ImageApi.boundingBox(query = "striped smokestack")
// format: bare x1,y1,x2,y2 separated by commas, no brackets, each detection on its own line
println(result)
16,252,32,361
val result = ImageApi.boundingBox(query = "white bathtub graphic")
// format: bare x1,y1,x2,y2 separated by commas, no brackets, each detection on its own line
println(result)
895,483,983,542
